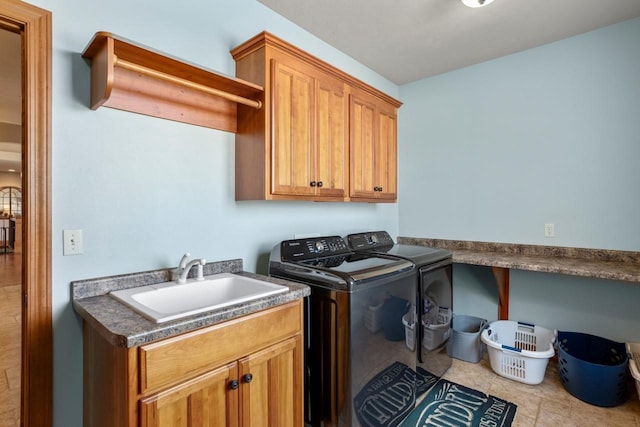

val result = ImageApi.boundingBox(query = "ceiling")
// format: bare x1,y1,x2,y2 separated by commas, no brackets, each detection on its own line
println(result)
258,0,640,85
0,28,21,175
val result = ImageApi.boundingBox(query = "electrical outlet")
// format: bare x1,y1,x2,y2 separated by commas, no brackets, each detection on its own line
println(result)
544,223,555,238
63,229,83,255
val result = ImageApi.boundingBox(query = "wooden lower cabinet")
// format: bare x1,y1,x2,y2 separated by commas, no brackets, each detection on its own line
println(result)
83,300,304,427
140,363,237,427
239,338,301,426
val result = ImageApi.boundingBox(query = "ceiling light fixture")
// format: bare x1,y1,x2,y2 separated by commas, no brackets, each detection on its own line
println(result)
461,0,495,8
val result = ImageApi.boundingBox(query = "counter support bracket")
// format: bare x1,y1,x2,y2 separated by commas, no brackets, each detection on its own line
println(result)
491,267,510,320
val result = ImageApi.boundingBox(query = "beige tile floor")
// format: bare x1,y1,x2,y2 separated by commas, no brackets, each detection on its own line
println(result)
443,353,640,427
0,253,21,427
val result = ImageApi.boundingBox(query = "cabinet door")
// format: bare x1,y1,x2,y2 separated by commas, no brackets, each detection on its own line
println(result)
271,60,315,197
315,75,348,198
239,336,303,427
349,93,377,199
375,106,397,200
350,92,398,201
140,363,238,427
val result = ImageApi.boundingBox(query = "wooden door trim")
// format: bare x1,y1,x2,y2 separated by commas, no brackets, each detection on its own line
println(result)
0,1,52,426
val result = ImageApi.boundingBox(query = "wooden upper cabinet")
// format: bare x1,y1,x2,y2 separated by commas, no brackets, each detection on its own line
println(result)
314,75,348,198
231,31,398,202
271,60,315,197
350,94,376,200
234,47,348,201
376,106,398,201
350,90,398,201
271,63,347,198
349,89,398,201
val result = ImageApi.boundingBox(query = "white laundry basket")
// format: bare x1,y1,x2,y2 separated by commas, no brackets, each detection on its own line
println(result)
402,311,416,350
363,301,384,333
481,320,556,385
626,342,640,400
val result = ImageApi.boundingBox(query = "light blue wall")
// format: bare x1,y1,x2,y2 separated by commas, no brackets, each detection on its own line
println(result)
25,0,399,425
399,18,640,250
20,0,640,423
399,19,640,340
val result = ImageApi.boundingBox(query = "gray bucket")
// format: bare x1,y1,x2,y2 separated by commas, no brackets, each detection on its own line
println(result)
447,314,487,363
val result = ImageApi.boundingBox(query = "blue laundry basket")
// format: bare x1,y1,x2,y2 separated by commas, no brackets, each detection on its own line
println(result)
557,331,628,407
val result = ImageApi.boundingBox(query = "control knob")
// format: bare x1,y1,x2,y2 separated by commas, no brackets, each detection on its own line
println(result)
314,241,325,253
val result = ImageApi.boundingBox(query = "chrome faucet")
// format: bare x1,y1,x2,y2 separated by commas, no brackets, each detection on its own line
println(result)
175,252,206,284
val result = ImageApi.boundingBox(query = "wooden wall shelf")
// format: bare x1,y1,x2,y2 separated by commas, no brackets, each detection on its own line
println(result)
82,32,264,132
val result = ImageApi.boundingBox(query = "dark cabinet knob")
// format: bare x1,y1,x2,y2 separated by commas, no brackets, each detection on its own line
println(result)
310,181,317,187
378,187,383,192
317,181,323,188
243,373,253,383
229,380,239,390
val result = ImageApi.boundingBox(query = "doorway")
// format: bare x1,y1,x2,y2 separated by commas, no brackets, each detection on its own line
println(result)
0,1,52,426
0,25,23,427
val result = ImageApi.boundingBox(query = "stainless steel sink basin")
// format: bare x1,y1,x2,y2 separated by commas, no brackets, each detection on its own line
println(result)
110,273,288,323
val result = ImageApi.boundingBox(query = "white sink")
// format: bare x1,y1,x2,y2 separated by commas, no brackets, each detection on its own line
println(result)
110,273,288,323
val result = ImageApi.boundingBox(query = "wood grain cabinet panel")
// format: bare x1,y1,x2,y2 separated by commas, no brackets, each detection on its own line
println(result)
138,300,301,394
232,31,398,202
140,363,238,427
271,60,315,197
350,94,376,199
349,89,398,201
239,337,302,427
314,76,348,198
235,51,348,201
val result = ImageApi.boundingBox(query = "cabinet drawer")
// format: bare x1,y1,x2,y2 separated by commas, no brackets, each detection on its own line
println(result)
138,300,302,394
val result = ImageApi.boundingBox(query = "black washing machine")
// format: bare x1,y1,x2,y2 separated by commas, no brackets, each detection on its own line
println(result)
269,235,419,427
347,231,453,384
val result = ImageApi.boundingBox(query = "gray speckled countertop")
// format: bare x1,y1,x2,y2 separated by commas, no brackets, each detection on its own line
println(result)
398,237,640,283
72,258,310,348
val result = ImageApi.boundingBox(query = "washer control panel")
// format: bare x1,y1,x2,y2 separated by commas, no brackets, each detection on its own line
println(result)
347,231,394,250
280,236,350,261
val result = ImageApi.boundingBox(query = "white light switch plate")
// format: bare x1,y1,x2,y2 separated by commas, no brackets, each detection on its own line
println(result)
63,229,83,255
